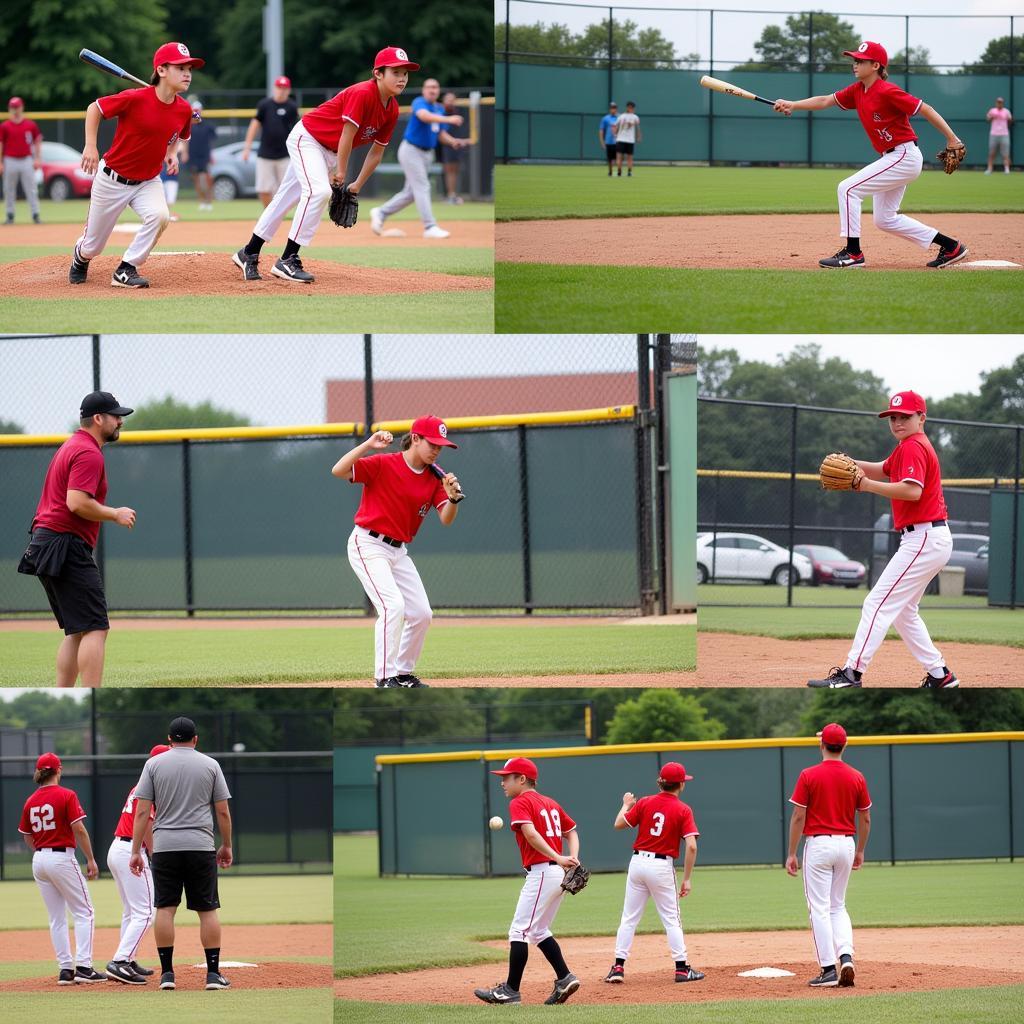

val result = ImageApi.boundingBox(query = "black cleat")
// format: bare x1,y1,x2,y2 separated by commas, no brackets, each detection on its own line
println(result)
233,248,261,280
808,666,861,689
271,254,314,282
111,262,149,288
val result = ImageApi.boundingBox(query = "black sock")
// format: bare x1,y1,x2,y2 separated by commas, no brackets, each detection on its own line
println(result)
845,237,861,255
117,260,135,272
537,936,570,980
676,960,688,970
822,963,835,973
615,957,625,967
933,232,956,250
507,941,528,991
851,669,862,681
244,233,266,256
157,946,174,973
205,947,220,974
282,237,301,260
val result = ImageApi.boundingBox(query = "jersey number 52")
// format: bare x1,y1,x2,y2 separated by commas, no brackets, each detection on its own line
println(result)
30,804,56,832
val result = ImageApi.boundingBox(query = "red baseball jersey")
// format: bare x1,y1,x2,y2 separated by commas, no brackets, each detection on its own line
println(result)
96,87,192,180
623,791,699,858
114,784,155,840
32,430,108,548
301,78,400,152
882,433,947,530
351,452,448,543
833,79,921,154
790,760,871,836
19,785,87,849
508,789,577,868
0,118,42,157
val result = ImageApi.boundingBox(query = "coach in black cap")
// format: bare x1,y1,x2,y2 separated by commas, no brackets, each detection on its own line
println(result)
17,391,135,687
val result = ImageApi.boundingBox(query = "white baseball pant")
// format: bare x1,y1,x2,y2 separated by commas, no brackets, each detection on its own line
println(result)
614,851,687,961
378,139,439,229
801,835,855,966
347,526,433,681
509,863,567,944
837,142,937,248
162,177,179,205
107,837,154,961
32,847,96,969
847,522,951,674
4,155,39,217
75,163,170,267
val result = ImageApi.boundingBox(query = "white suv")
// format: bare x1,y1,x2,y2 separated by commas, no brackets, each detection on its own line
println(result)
697,532,813,585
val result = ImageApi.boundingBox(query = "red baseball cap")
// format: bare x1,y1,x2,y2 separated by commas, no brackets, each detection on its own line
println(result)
491,757,538,781
153,42,205,70
8,96,23,108
374,46,420,71
411,415,457,448
275,76,291,88
879,390,927,417
843,41,888,67
819,723,848,746
149,745,171,758
658,761,694,783
36,752,62,771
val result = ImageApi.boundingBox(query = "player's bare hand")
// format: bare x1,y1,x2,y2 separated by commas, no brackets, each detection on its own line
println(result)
774,99,795,116
81,145,99,174
217,844,233,868
448,113,464,127
241,147,250,162
165,155,179,176
621,791,636,808
369,430,393,449
129,852,145,876
556,854,579,869
114,507,137,529
678,879,692,898
785,854,800,876
86,859,99,880
33,158,42,170
852,851,864,870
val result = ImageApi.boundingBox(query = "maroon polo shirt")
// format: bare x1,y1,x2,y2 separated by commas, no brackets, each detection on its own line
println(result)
32,430,107,547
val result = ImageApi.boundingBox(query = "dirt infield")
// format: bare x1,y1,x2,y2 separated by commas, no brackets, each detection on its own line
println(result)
697,632,1024,685
334,926,1023,1005
497,213,1024,270
323,671,694,688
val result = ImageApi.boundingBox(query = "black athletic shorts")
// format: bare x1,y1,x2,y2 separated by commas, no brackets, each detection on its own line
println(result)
152,850,220,911
32,531,109,635
616,141,635,155
606,143,618,161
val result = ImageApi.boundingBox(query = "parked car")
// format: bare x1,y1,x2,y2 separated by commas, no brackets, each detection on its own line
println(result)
696,532,812,585
793,544,867,588
209,140,259,201
927,533,989,596
0,141,94,201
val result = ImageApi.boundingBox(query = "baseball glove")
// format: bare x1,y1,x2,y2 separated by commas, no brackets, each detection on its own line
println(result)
935,143,966,175
328,184,359,228
819,452,861,491
560,863,590,895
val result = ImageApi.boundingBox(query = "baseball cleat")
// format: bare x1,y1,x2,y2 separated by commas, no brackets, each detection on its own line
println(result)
369,206,384,235
920,666,958,688
272,255,314,283
604,964,625,983
818,249,865,269
544,972,580,1005
33,213,41,224
375,677,403,688
396,673,430,688
129,961,154,976
423,225,450,239
473,982,521,1004
159,971,176,990
58,968,75,985
808,967,839,987
111,262,149,288
69,248,90,284
106,960,146,984
205,971,231,990
73,966,107,984
675,967,705,982
233,248,261,281
807,667,861,689
838,956,855,987
926,242,968,268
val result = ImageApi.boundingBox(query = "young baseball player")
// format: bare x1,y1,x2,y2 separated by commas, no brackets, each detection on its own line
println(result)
787,723,872,988
233,46,419,283
332,416,463,688
613,101,640,176
474,757,581,1006
105,744,170,985
0,96,43,223
606,762,704,985
808,390,957,689
70,42,202,288
773,41,968,269
19,753,106,985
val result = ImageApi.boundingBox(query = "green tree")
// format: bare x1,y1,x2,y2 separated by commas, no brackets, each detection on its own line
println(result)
125,396,251,431
0,418,24,433
732,13,859,73
496,19,680,70
605,690,725,745
334,689,484,744
888,47,936,74
959,36,1017,76
692,689,813,739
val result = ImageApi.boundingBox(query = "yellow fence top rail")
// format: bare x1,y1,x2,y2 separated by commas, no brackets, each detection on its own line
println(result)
374,407,635,432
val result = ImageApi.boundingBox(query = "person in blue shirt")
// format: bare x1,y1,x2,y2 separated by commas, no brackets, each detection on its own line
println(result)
599,102,618,176
370,78,469,239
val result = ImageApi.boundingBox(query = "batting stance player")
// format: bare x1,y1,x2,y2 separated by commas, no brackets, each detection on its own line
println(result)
105,744,170,984
606,762,704,984
333,416,463,688
474,758,581,1006
18,753,106,985
773,41,968,269
787,724,871,989
809,390,957,689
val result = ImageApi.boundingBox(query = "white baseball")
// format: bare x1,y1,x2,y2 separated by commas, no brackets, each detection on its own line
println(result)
489,816,504,831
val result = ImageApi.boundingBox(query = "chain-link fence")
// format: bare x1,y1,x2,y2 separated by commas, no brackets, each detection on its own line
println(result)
697,397,1023,608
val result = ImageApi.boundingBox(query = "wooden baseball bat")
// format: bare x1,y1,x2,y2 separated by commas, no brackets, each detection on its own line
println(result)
699,75,774,106
78,48,202,120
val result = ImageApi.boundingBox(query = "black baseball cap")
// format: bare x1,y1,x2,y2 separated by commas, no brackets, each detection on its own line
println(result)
80,391,134,418
168,716,197,742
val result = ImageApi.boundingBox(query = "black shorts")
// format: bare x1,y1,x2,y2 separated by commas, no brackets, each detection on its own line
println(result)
439,144,462,165
616,141,635,155
606,143,618,161
188,161,211,174
152,850,220,911
34,532,109,635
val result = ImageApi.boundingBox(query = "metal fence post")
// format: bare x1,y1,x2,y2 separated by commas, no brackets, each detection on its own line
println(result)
518,424,533,614
362,335,374,617
608,7,614,102
654,335,671,614
807,12,814,164
1012,425,1021,610
787,405,798,607
182,440,194,616
708,10,715,163
503,0,511,163
635,336,654,613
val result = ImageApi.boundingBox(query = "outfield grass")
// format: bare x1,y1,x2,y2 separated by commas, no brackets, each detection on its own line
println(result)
697,583,992,609
0,623,695,685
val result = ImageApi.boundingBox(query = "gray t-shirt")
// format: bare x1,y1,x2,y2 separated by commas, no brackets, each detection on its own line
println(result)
135,746,231,853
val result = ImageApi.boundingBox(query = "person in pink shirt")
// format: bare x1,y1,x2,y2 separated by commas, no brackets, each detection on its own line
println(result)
985,97,1013,175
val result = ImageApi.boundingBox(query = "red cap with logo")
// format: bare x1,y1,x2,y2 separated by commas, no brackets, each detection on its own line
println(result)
275,76,291,88
149,745,171,758
8,96,23,108
879,390,926,418
411,415,458,448
658,761,694,783
491,756,538,780
374,46,420,71
843,41,888,67
819,723,848,746
36,752,62,771
153,42,205,70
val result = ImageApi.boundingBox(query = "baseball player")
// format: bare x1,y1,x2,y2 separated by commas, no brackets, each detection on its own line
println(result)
0,96,43,224
598,101,618,175
232,46,419,283
332,416,463,688
69,42,202,288
474,757,581,1006
606,762,704,985
786,723,872,988
809,390,957,688
18,753,106,985
773,41,968,269
613,101,640,176
105,744,171,984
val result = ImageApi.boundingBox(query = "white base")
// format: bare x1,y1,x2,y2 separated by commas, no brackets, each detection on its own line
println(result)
738,967,797,978
191,961,258,969
112,224,141,234
954,260,1022,269
149,250,206,256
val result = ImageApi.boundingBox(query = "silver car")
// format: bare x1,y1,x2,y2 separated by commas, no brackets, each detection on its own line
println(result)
696,532,813,585
210,141,259,201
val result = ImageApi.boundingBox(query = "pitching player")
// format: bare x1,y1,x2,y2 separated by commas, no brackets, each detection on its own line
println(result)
606,762,704,984
0,96,43,224
773,41,968,269
232,46,419,283
787,724,871,988
808,390,957,689
69,42,202,288
474,758,581,1006
18,753,106,985
105,744,171,985
332,416,463,688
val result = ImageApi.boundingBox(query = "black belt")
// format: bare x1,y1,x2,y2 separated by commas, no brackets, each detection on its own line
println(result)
527,861,558,870
884,141,917,154
103,165,144,186
117,836,131,842
40,846,67,852
901,519,946,535
633,850,668,860
408,142,435,152
368,530,402,548
809,834,854,838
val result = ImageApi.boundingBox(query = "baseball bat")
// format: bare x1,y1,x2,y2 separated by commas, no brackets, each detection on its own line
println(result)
78,48,202,120
699,74,774,106
429,463,466,502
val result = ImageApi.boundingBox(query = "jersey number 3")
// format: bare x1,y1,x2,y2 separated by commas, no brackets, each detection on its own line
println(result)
649,812,666,837
539,808,562,838
30,804,56,832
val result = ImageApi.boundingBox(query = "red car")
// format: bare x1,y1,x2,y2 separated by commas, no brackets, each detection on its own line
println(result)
1,141,95,202
794,545,867,588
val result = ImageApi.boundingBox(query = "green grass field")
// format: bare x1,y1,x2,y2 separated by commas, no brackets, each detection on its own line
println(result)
0,622,695,685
